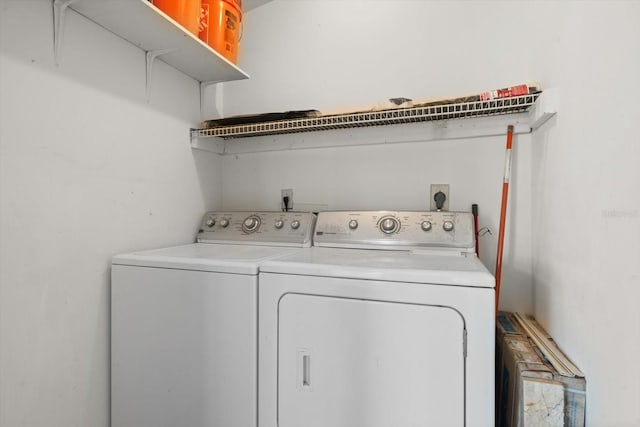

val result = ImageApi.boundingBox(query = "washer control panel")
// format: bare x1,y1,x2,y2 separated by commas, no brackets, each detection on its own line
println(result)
197,211,316,247
314,211,474,250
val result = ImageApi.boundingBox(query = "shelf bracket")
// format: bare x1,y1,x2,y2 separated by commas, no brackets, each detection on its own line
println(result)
145,49,177,102
529,88,558,131
199,81,219,120
53,0,78,66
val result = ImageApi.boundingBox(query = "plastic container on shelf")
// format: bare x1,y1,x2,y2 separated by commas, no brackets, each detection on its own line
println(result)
152,0,201,36
199,0,242,64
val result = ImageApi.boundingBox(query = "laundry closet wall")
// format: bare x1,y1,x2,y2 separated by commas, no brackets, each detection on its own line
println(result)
1,1,638,427
0,2,221,426
218,1,640,426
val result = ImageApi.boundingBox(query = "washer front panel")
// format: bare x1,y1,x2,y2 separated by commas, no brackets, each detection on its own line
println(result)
112,265,257,427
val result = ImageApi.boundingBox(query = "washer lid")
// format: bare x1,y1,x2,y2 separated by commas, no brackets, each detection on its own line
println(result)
260,247,495,288
112,243,300,275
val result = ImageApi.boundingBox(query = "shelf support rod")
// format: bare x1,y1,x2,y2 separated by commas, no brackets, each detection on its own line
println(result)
145,49,177,103
53,0,77,66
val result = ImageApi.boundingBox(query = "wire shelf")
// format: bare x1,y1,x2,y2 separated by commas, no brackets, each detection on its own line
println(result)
192,93,540,140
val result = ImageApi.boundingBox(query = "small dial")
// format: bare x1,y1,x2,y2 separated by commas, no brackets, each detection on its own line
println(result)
348,219,359,230
443,220,455,232
379,216,400,234
421,221,432,231
242,216,261,233
206,218,216,228
219,219,229,228
274,219,284,229
290,220,301,230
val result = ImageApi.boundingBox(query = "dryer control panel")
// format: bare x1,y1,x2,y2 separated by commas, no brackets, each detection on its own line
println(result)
197,211,316,247
313,211,474,251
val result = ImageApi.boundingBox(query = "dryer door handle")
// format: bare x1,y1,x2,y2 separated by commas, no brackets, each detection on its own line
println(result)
302,355,311,387
297,349,312,391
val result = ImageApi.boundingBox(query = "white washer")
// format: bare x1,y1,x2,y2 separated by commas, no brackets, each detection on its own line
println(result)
111,211,316,427
259,211,495,427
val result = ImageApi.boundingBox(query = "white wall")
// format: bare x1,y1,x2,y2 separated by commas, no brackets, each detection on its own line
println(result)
219,1,640,426
0,2,221,426
530,3,640,426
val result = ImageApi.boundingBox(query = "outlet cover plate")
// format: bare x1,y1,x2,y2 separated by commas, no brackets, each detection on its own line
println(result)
281,188,293,210
430,184,450,211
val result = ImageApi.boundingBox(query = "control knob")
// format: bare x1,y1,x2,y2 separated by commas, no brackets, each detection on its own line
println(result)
242,216,261,233
443,220,454,232
275,219,284,229
291,220,301,230
348,219,358,230
219,219,229,228
379,216,400,234
206,218,216,228
421,221,432,231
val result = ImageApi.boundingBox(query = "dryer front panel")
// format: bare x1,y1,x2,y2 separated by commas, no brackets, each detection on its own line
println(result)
277,294,465,427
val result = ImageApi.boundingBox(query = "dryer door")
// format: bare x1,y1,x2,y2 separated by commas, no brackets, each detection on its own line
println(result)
278,293,465,427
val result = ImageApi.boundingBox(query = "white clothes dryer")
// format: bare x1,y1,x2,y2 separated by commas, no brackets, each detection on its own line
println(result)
111,211,315,427
258,211,495,427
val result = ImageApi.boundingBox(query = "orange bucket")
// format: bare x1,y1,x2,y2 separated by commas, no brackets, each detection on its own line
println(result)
199,0,242,63
152,0,201,36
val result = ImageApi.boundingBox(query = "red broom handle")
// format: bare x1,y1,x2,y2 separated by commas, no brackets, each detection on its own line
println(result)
495,125,514,315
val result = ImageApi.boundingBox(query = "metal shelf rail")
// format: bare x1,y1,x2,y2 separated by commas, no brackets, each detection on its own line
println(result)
191,93,540,140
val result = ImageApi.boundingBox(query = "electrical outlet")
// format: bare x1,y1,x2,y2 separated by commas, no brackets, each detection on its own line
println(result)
430,184,450,211
281,188,293,211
